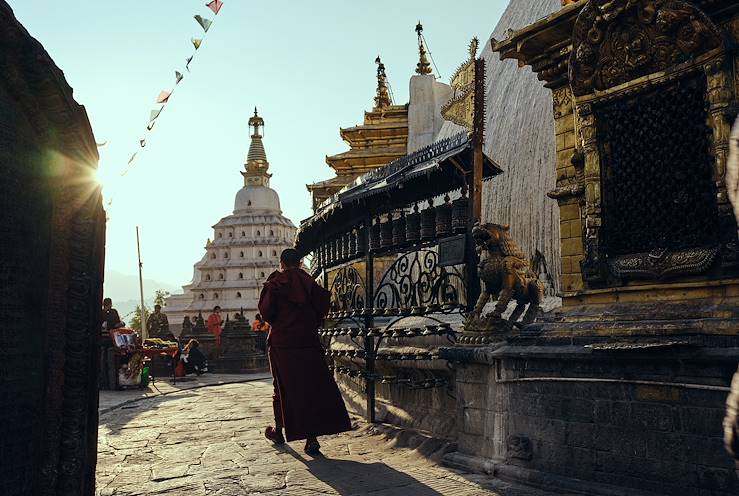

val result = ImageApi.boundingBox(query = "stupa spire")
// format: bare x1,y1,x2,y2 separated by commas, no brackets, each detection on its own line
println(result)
242,107,272,187
415,22,432,75
374,56,392,109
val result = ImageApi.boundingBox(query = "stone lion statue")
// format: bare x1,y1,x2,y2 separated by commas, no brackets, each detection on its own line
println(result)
466,223,544,328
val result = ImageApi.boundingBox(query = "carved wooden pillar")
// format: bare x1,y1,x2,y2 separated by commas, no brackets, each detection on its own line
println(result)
704,57,735,215
576,102,605,284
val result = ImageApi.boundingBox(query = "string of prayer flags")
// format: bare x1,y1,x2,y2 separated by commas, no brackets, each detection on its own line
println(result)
194,15,212,32
150,107,163,122
119,1,225,178
156,90,171,104
206,0,223,15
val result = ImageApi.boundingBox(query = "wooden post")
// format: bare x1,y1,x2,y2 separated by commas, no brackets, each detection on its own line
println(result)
472,57,485,223
466,57,486,311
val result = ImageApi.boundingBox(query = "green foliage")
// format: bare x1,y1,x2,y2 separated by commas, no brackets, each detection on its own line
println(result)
154,289,170,308
130,304,149,332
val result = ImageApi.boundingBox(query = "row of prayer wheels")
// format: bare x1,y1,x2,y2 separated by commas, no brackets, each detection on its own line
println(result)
316,194,470,269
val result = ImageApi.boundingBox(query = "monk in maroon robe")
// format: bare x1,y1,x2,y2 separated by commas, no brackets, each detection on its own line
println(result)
258,248,351,454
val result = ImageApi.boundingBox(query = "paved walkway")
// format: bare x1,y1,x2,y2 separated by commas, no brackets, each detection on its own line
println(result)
97,380,562,496
98,373,271,414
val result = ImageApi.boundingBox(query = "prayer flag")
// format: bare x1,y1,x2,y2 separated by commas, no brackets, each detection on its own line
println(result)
206,0,223,15
156,90,171,104
140,139,146,148
194,15,212,32
175,71,184,84
147,121,156,131
128,153,137,165
149,107,163,122
186,55,194,71
96,141,108,147
191,37,202,50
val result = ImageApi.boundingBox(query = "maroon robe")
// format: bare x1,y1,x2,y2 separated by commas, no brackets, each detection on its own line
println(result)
258,267,351,442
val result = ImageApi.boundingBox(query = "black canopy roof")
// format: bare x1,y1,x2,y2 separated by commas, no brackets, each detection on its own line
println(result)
295,132,502,254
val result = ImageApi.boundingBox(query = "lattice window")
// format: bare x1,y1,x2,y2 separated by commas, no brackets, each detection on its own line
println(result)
596,75,719,256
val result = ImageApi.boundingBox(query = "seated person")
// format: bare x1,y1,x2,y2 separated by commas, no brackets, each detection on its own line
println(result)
181,339,208,375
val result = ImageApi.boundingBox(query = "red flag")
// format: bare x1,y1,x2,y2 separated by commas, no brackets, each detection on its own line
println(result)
206,0,223,15
156,90,171,104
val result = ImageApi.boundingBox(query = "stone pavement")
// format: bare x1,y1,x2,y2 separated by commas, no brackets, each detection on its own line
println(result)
98,373,271,414
97,380,568,495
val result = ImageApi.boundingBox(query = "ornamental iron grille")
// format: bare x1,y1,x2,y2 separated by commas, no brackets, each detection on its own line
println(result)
328,265,366,313
374,249,466,312
596,75,719,258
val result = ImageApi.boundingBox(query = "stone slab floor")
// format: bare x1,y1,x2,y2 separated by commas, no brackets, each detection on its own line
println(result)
97,380,566,495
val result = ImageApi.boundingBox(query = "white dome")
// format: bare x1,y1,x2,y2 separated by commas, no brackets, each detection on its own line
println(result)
234,185,281,213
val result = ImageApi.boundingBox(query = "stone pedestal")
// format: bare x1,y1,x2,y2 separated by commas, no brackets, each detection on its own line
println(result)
218,320,268,373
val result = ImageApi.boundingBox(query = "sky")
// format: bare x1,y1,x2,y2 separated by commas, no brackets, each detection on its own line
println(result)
8,0,507,296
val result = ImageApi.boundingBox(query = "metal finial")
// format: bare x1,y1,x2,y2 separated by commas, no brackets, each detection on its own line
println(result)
374,56,391,109
469,37,479,60
415,22,432,75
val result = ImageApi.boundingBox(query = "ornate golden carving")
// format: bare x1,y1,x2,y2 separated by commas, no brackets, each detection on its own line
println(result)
608,246,719,279
548,150,586,199
441,38,479,131
704,57,733,209
552,86,573,118
374,56,392,109
464,223,544,330
569,0,724,96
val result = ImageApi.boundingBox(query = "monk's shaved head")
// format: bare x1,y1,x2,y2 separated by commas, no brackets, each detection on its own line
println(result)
280,248,301,268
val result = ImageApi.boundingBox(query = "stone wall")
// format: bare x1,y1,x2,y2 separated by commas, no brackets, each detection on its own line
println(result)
449,349,739,496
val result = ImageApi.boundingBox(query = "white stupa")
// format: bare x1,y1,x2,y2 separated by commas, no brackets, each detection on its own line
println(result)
165,109,296,331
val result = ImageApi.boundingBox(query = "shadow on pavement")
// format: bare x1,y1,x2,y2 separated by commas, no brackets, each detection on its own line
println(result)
282,445,444,495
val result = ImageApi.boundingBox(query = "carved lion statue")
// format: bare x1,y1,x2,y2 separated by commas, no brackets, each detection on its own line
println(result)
467,223,544,327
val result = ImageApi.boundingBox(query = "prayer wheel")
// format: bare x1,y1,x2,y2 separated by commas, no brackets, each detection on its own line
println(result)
356,226,367,255
369,217,381,252
452,195,469,233
349,229,358,258
392,211,407,247
420,200,436,241
405,204,421,244
380,214,394,249
435,195,452,238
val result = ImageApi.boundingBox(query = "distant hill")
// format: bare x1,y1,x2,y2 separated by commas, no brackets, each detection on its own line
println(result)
104,270,179,316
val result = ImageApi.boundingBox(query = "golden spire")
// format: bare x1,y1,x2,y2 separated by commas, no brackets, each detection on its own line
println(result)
243,107,271,187
374,56,392,109
415,22,432,75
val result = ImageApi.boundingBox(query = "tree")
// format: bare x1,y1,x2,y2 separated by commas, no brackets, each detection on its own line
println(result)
129,304,149,332
130,290,170,332
154,289,170,308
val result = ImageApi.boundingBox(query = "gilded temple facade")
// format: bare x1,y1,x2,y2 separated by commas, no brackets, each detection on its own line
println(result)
307,59,409,210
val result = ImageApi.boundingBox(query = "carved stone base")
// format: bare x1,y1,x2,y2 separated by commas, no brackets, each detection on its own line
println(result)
463,314,516,333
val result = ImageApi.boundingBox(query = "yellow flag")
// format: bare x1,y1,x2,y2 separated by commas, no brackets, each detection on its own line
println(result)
191,38,202,49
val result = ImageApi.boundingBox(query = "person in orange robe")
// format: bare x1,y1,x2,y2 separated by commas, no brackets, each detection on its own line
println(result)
207,306,223,350
258,248,351,454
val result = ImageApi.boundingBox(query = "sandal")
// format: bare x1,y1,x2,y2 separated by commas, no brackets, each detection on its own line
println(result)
304,438,321,454
264,426,285,445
